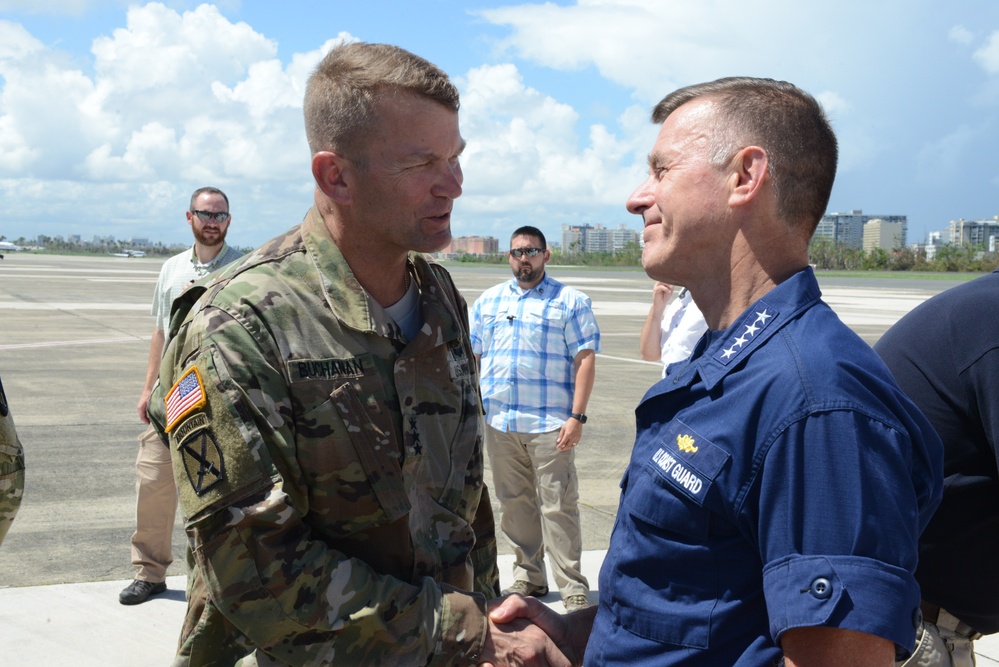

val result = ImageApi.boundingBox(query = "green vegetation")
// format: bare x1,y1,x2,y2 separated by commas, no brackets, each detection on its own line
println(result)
449,238,999,273
807,237,999,273
0,234,256,257
3,234,187,257
450,242,643,267
6,231,997,273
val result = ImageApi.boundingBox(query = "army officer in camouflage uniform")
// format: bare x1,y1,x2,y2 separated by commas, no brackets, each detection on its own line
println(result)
149,42,573,667
0,374,25,546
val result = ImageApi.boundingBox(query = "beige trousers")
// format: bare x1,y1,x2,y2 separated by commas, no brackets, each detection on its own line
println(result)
485,424,588,598
130,424,178,582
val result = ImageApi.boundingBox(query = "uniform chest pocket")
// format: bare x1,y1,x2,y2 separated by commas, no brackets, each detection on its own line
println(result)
627,419,730,540
615,466,717,650
294,380,410,537
627,464,712,541
614,422,733,650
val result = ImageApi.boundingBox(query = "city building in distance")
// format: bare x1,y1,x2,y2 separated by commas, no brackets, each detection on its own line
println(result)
863,218,906,254
949,216,999,252
440,235,499,257
816,210,908,251
562,223,640,254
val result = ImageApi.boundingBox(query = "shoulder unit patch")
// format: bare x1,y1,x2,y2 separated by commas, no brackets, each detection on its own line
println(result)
176,416,225,496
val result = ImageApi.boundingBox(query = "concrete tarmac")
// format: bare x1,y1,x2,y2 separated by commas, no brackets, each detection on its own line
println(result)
0,252,992,664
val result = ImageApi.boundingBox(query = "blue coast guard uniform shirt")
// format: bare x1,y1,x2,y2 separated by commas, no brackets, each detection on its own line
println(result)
587,267,943,666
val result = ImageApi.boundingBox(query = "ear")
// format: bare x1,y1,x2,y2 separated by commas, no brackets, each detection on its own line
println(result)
311,151,352,204
728,146,768,208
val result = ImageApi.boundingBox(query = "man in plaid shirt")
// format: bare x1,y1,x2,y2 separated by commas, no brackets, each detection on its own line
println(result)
470,225,600,615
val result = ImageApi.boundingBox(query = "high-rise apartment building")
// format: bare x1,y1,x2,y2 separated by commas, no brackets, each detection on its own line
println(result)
816,210,907,250
863,218,907,253
949,217,999,250
562,224,588,253
610,224,640,252
561,223,639,254
442,235,499,256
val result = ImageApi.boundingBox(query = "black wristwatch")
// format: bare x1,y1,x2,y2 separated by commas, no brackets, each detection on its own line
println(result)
569,412,587,424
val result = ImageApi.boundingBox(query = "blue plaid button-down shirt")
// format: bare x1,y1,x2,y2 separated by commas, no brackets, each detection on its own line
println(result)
470,273,601,434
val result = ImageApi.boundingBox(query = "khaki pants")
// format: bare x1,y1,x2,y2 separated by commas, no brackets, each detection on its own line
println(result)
130,424,178,582
898,608,980,667
485,424,588,598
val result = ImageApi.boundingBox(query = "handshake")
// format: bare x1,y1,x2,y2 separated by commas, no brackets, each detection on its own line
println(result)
478,593,596,667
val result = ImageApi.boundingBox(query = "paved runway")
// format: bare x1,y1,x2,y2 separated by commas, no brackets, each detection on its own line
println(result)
0,252,990,663
7,556,999,666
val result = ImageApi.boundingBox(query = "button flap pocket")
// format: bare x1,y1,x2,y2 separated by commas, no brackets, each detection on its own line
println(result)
330,382,410,523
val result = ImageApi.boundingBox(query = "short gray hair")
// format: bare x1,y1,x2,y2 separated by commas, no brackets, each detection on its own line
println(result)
652,77,838,232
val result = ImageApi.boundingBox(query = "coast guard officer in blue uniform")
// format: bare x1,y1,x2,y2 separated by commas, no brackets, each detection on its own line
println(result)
488,76,943,667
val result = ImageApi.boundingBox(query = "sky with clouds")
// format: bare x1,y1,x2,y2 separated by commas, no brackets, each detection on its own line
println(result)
1,0,998,249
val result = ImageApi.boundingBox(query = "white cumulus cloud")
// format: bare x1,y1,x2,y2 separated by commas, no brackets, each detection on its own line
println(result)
949,25,974,45
973,30,999,73
3,0,996,247
0,3,334,243
454,62,648,236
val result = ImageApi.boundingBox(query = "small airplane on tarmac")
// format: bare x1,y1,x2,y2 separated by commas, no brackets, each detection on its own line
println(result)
0,241,22,258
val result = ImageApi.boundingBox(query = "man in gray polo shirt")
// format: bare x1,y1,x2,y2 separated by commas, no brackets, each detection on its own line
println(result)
120,186,243,605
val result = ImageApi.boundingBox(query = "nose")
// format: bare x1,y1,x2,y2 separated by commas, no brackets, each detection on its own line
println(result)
434,159,463,199
626,175,655,216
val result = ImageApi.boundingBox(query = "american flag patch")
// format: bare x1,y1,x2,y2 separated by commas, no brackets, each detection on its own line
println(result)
164,366,207,433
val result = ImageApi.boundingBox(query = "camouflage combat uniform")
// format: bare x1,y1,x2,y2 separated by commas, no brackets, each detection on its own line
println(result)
0,374,25,546
150,206,499,666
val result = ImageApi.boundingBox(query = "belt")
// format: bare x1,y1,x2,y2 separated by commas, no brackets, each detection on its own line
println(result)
920,601,983,640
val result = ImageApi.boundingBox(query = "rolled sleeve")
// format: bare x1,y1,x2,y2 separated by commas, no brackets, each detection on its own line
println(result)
564,296,600,358
756,409,936,654
764,554,920,651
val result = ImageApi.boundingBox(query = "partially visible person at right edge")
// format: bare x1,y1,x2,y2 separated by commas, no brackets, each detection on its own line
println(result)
875,269,999,667
0,373,25,546
487,76,943,667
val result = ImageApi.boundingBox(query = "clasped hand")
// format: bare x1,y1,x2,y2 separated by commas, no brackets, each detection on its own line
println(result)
478,594,592,667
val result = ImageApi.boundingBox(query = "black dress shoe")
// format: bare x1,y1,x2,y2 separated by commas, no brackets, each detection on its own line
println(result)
119,579,167,605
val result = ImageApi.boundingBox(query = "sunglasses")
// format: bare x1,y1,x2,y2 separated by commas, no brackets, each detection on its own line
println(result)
509,247,544,259
191,210,231,223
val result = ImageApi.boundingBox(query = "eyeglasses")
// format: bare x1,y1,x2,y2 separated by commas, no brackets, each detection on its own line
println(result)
509,247,544,259
191,210,231,223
